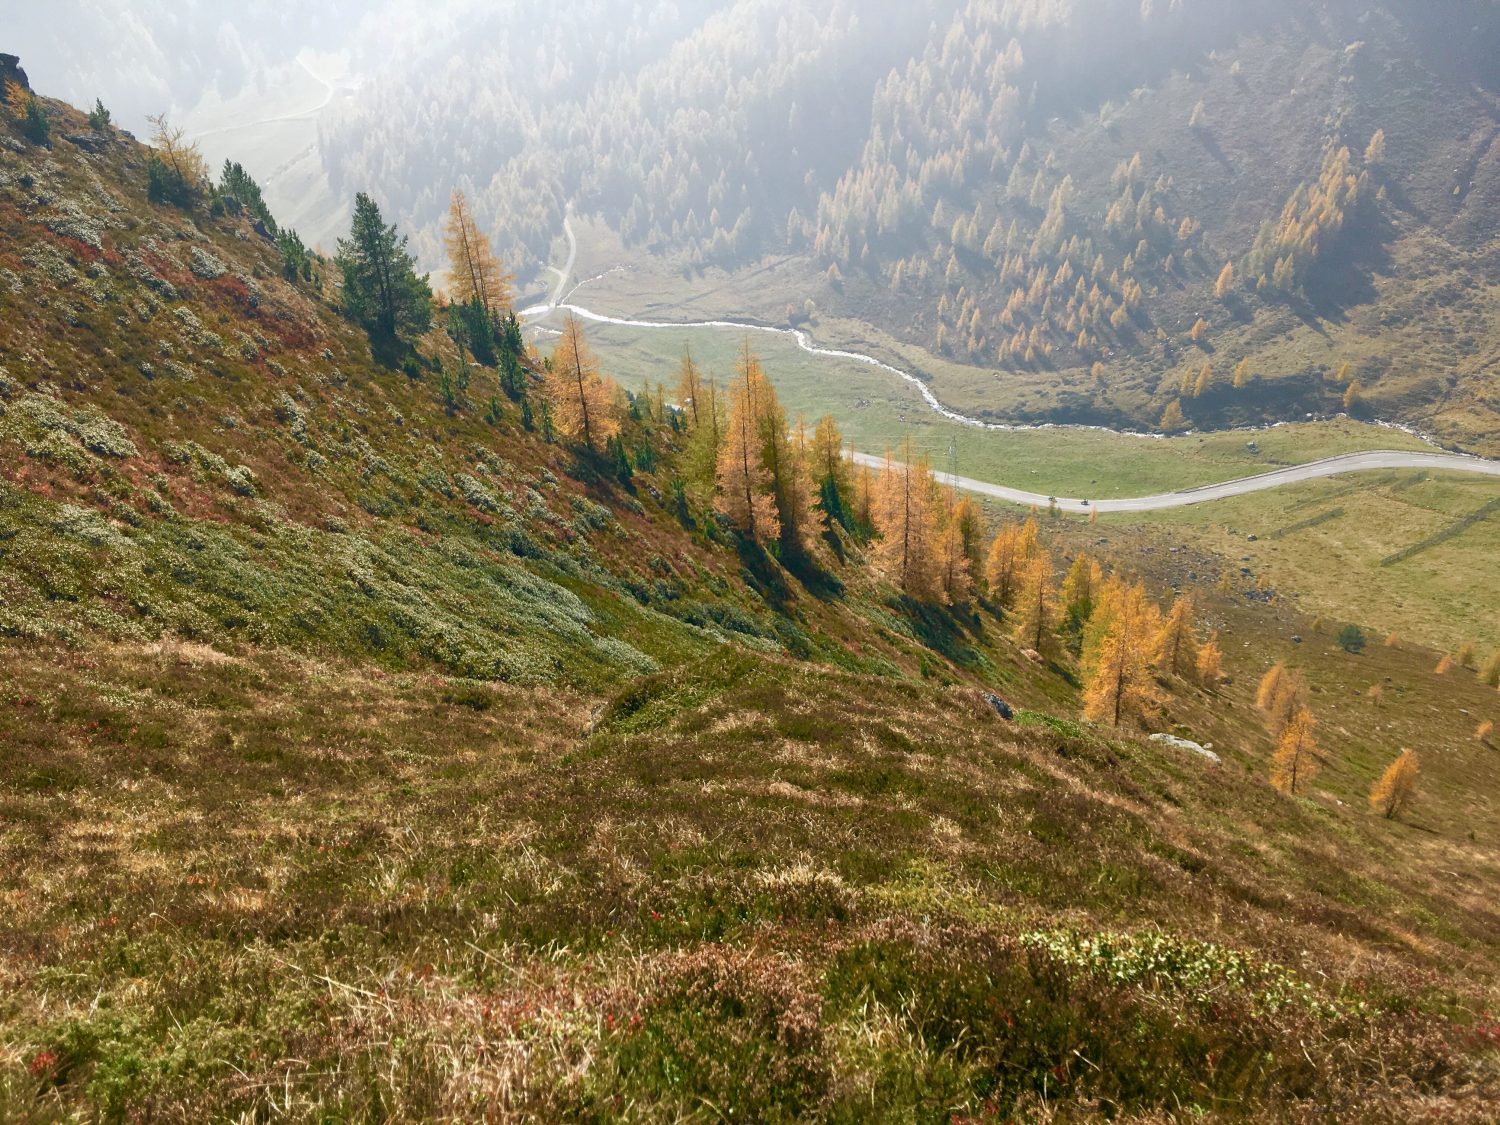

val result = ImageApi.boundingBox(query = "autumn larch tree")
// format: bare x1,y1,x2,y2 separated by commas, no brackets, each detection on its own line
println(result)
777,415,818,559
444,189,514,319
734,343,812,559
336,193,433,346
1060,552,1102,624
873,439,939,601
1153,594,1200,679
545,313,620,454
950,494,986,590
1256,663,1288,711
1368,749,1418,819
1013,549,1059,659
985,518,1038,609
1196,631,1224,685
1082,579,1165,727
1160,400,1188,433
676,345,704,429
1192,363,1214,398
1270,707,1320,795
145,112,208,208
1257,663,1308,737
1215,261,1235,300
715,348,779,545
936,491,974,606
810,414,853,527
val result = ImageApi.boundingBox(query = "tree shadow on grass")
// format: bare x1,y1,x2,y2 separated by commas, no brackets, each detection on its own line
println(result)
893,596,985,670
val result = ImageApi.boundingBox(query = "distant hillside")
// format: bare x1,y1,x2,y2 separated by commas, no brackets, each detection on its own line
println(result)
299,0,1500,448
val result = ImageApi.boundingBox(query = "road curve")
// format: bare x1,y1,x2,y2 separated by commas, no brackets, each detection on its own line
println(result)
852,450,1500,512
521,217,1500,509
519,212,580,317
191,59,339,141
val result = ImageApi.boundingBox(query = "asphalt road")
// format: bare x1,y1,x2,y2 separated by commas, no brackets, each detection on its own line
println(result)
522,220,1500,508
851,450,1500,512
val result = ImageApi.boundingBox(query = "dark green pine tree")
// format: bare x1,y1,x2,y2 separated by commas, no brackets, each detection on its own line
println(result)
335,193,432,347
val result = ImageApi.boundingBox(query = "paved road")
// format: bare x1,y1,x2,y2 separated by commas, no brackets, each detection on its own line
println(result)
519,212,579,317
852,450,1500,512
191,59,339,140
522,218,1500,509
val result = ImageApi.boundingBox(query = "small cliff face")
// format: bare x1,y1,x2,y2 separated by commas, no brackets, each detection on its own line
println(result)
0,54,30,98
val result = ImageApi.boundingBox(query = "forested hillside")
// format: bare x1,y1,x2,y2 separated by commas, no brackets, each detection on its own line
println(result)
13,3,1500,441
302,0,1500,446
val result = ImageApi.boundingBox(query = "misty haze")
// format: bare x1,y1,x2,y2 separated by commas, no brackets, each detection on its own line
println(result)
3,2,1500,1120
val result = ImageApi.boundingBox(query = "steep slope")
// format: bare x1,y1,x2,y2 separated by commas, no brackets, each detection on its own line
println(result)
2,72,1499,1122
811,0,1500,447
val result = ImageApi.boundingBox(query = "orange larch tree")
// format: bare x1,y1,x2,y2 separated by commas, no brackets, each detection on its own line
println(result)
444,189,514,317
1196,631,1224,685
1082,578,1165,727
1369,749,1418,819
1060,552,1103,622
775,414,817,558
1153,594,1200,679
716,348,780,545
936,492,974,606
985,517,1038,609
1013,549,1060,659
1270,707,1320,795
545,314,619,454
873,439,939,601
1257,663,1308,737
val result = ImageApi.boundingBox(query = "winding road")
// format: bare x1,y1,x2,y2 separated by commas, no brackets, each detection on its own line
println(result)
190,58,342,141
854,450,1500,514
523,218,1500,510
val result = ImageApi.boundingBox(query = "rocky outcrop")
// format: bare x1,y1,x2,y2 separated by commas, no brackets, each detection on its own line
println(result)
0,54,30,99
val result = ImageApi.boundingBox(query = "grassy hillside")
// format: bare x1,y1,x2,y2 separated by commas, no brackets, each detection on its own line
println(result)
2,72,1499,1122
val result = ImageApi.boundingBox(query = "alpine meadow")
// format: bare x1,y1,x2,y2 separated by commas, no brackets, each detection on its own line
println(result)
3,2,1500,1121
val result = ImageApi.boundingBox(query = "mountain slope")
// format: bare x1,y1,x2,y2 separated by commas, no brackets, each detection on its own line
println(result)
299,0,1500,449
2,68,1499,1122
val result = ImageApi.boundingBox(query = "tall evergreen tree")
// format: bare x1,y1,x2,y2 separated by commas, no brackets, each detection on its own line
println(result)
336,193,433,346
220,160,277,234
685,375,725,489
809,415,853,530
